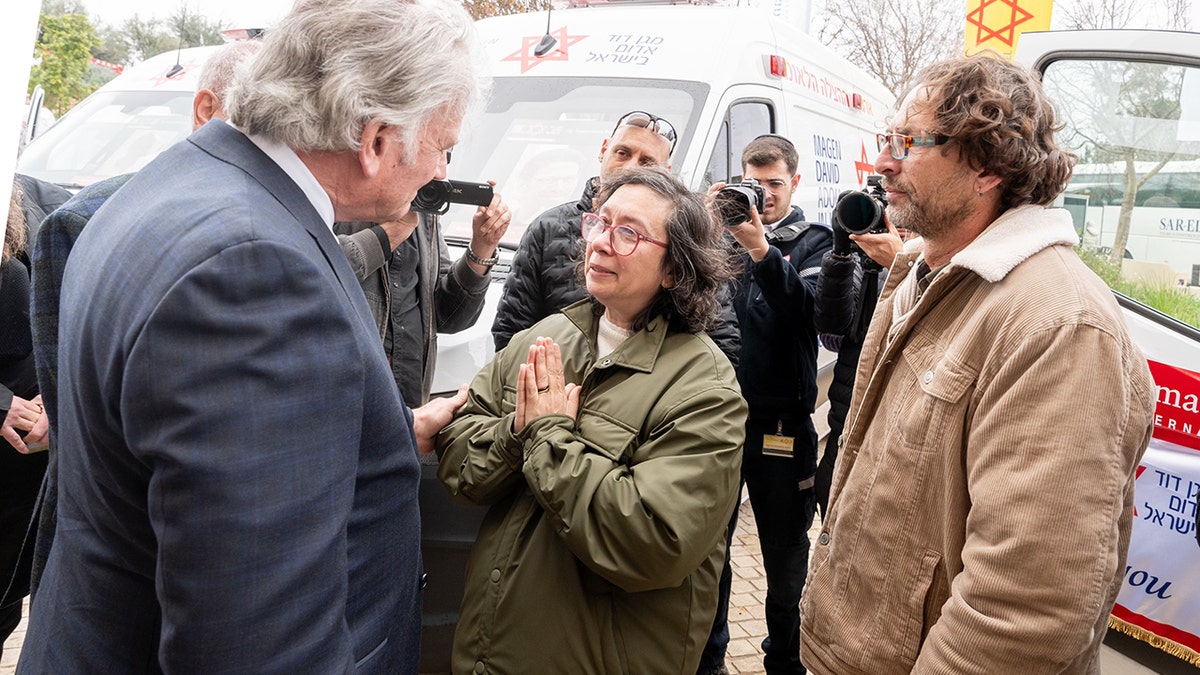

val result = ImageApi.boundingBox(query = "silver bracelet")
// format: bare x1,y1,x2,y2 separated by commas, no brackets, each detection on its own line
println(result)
466,248,499,268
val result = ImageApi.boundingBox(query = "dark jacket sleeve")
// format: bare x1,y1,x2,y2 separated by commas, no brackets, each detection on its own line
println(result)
752,228,832,328
814,251,863,336
16,173,72,247
433,225,490,334
492,217,551,351
706,287,741,368
334,223,390,282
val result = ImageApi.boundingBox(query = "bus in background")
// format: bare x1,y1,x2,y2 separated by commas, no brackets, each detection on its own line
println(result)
1018,30,1200,296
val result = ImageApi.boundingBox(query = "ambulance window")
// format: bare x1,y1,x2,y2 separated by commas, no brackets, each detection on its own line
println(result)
1039,56,1200,325
704,101,773,186
705,122,729,185
18,90,195,189
441,76,707,246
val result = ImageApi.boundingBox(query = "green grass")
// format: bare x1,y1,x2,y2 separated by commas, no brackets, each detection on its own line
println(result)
1077,247,1200,328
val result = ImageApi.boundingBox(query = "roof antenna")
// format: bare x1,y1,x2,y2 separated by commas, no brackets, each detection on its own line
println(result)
533,4,558,57
165,10,187,78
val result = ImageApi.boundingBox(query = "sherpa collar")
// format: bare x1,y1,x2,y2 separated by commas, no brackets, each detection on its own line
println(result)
899,205,1079,283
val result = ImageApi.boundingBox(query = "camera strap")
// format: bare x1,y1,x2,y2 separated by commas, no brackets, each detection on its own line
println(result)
765,221,811,244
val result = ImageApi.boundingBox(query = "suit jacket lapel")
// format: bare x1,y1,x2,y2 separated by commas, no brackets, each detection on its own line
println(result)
187,121,378,337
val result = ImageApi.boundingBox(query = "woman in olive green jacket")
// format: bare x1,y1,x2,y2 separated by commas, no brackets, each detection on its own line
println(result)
437,167,747,674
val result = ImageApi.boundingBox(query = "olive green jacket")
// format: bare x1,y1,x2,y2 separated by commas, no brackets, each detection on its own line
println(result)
437,301,747,675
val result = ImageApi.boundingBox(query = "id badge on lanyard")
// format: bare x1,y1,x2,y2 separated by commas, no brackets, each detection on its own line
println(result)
762,419,794,458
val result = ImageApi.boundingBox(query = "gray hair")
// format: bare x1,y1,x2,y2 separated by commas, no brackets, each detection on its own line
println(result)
196,40,262,99
223,0,489,157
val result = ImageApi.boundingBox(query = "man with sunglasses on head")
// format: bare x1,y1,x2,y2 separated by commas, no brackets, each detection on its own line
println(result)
799,56,1153,674
493,111,739,363
700,133,830,675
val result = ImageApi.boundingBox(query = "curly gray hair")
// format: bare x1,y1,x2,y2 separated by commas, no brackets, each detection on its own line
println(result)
224,0,489,159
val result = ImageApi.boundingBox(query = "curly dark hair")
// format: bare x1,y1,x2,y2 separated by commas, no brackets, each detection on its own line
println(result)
576,167,733,334
902,54,1076,210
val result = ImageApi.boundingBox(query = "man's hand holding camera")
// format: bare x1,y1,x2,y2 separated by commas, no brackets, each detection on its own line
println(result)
467,181,511,276
707,181,771,262
850,218,903,269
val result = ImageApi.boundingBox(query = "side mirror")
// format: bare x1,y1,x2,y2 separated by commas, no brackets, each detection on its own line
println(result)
21,84,47,153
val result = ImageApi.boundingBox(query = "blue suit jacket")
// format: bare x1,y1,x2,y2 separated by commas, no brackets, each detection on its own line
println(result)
19,121,423,674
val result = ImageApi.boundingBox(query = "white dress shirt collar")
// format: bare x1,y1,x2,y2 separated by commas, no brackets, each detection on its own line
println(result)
234,122,335,232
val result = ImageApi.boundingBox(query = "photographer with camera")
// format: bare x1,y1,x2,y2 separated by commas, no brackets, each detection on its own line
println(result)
335,179,511,406
700,133,830,675
811,177,904,517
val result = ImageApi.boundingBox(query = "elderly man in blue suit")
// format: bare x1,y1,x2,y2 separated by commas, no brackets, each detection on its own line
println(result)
16,0,485,672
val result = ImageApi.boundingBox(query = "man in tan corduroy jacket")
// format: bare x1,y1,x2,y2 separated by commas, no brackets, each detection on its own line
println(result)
799,55,1156,675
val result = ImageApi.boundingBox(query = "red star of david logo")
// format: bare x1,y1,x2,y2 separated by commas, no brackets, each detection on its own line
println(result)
855,142,875,186
966,0,1035,48
502,26,588,74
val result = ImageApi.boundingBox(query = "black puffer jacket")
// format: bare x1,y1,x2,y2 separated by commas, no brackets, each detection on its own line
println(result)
492,177,741,365
812,250,884,515
492,179,596,351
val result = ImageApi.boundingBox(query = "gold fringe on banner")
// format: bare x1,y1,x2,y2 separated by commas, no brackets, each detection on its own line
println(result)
1109,614,1200,667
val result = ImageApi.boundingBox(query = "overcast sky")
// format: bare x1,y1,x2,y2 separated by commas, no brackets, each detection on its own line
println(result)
80,0,297,30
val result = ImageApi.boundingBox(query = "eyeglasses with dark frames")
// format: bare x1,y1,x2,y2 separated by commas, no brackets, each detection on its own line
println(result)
581,212,668,256
876,132,951,160
612,111,678,154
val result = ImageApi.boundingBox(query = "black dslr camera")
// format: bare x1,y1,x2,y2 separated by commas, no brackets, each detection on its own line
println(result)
714,177,767,228
833,175,888,235
411,179,494,216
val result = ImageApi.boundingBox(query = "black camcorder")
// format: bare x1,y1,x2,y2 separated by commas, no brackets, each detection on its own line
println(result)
411,179,494,216
833,175,888,236
715,177,767,228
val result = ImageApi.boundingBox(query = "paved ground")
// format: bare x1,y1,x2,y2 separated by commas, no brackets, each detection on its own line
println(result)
4,497,1197,674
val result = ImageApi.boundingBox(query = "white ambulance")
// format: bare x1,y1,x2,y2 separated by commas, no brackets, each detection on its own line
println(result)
432,0,895,393
18,45,224,190
447,1,895,242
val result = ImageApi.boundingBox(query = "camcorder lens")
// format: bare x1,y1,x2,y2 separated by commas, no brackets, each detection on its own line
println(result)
411,179,494,216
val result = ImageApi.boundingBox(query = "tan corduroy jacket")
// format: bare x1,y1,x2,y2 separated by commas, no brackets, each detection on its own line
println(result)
800,205,1156,675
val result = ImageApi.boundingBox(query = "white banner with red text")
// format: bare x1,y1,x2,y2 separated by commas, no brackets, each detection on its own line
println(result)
1110,360,1200,666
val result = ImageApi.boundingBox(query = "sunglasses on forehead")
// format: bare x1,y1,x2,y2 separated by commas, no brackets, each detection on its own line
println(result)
612,111,678,153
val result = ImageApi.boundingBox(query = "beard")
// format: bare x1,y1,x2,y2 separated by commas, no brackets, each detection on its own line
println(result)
884,177,979,240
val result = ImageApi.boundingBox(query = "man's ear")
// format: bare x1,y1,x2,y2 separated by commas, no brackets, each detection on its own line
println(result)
977,171,1002,195
191,89,220,131
358,119,391,179
598,138,609,164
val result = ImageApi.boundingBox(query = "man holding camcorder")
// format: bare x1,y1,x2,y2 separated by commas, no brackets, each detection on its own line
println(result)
334,179,511,407
701,133,831,675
